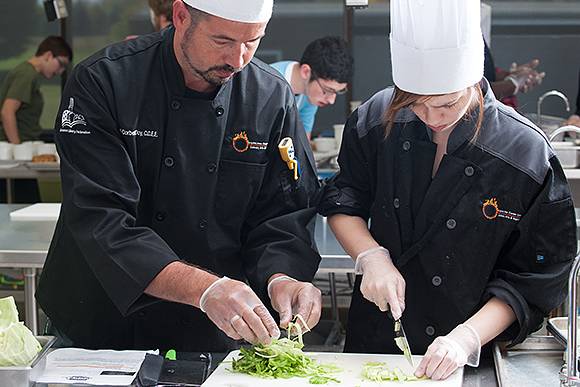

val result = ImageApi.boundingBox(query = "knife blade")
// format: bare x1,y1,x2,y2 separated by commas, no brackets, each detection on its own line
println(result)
392,315,414,367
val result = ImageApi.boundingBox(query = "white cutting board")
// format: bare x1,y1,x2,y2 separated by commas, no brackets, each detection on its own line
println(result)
9,203,61,221
202,350,463,387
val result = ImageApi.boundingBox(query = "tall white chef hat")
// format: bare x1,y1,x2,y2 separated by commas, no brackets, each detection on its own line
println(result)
182,0,273,23
390,0,484,95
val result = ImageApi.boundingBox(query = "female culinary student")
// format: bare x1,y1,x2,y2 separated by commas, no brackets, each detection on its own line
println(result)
318,0,577,381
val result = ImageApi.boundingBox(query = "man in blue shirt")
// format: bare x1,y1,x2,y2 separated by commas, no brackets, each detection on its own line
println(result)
271,36,354,140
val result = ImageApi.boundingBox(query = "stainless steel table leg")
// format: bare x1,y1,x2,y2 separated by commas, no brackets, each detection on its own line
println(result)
6,178,13,204
22,267,38,335
329,272,339,321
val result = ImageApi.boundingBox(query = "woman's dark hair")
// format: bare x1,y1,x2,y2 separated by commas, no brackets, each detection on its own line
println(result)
382,83,484,142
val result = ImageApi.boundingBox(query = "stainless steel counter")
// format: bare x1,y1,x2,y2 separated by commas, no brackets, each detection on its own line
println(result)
0,162,60,203
31,352,502,386
0,204,57,334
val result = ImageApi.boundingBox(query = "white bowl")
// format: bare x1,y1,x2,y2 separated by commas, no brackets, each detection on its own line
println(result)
314,137,336,152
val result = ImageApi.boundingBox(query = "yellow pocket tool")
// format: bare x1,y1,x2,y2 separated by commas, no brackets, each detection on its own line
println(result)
278,137,300,180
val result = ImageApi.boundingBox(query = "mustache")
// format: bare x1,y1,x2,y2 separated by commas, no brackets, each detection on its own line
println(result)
208,64,241,74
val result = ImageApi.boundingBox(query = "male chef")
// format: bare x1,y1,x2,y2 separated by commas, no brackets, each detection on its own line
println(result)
36,0,322,352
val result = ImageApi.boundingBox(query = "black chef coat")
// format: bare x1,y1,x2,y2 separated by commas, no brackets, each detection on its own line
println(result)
36,26,321,352
319,80,576,355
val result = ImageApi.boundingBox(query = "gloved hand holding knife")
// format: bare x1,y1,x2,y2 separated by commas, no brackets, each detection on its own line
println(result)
355,246,413,367
355,245,480,377
354,246,406,320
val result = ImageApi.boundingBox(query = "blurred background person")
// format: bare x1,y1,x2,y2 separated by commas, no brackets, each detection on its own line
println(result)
270,36,355,141
126,0,175,39
0,36,71,204
149,0,175,31
481,3,544,109
0,36,72,144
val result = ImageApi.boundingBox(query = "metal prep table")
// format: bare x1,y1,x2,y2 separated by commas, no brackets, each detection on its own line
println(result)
0,204,57,335
0,162,60,204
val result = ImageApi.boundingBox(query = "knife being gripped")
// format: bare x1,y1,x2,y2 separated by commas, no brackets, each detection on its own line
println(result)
388,310,414,367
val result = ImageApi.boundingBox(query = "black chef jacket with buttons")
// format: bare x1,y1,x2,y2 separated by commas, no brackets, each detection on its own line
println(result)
319,80,577,355
36,26,321,352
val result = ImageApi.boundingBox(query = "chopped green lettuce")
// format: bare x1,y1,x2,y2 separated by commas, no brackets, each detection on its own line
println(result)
0,296,41,367
227,316,343,384
362,361,428,382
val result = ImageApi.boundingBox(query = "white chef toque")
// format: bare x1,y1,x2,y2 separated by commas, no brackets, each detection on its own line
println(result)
390,0,484,95
181,0,273,23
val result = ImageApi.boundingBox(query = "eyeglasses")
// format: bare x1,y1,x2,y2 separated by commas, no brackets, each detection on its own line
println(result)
311,72,347,96
53,53,67,72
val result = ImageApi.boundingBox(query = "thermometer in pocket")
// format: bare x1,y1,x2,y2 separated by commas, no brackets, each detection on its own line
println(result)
278,137,301,180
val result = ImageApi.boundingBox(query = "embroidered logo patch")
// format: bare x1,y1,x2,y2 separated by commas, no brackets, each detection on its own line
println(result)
60,98,90,135
482,198,521,221
61,98,86,128
232,131,268,153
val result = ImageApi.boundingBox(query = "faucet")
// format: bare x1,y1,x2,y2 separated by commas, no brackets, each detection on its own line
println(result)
561,255,580,386
537,90,570,127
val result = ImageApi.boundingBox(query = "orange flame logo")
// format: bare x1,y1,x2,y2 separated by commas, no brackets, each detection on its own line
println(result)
482,198,499,219
233,132,249,152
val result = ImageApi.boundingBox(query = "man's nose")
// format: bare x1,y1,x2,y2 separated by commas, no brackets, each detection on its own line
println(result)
225,44,247,70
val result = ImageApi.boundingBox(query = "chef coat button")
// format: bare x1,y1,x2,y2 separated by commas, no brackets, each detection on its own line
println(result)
393,198,400,209
171,100,181,111
138,310,146,317
446,218,457,229
164,157,174,167
215,106,225,117
402,140,411,151
206,163,217,174
198,219,208,230
464,166,475,176
156,212,166,222
425,326,436,336
432,276,442,286
181,317,189,325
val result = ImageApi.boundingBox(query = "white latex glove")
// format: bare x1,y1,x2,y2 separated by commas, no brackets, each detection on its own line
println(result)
505,61,545,94
354,246,405,320
199,276,280,345
415,324,481,381
268,275,322,329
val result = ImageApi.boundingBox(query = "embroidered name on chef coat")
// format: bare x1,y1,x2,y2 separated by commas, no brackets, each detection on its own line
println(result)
482,198,521,221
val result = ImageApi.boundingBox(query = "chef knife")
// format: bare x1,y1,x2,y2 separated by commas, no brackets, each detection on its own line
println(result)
388,310,414,367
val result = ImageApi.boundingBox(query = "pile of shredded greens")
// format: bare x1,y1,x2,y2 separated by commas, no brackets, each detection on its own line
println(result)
362,361,428,382
227,315,343,384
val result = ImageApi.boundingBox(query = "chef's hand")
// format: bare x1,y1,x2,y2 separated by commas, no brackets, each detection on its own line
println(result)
199,277,280,345
354,246,405,320
267,275,322,330
415,324,481,380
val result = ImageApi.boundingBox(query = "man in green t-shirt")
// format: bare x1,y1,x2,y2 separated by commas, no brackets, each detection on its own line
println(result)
0,36,72,143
